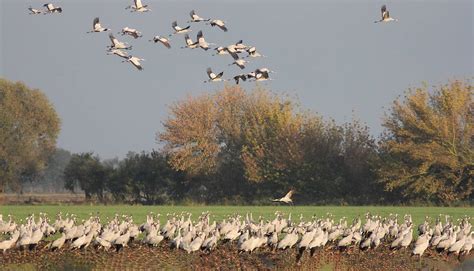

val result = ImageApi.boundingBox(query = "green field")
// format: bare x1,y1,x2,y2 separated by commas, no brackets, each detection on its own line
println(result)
1,205,473,226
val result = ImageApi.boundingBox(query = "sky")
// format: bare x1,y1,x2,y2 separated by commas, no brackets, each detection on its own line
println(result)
1,0,472,159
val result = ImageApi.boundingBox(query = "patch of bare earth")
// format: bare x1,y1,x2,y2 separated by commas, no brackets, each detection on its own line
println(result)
0,242,471,270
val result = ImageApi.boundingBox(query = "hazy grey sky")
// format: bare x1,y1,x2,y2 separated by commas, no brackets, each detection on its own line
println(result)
1,0,472,158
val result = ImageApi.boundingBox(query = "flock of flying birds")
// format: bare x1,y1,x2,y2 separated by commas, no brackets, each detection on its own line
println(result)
27,0,275,84
28,1,399,85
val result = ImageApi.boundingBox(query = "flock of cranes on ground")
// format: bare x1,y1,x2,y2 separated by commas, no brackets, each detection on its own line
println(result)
28,1,398,84
0,212,471,263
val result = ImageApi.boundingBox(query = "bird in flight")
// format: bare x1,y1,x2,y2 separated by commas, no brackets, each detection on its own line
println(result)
246,47,265,58
272,190,295,205
204,68,224,83
228,52,247,69
119,27,142,39
170,21,191,36
197,31,213,51
374,5,398,23
123,56,145,71
43,3,62,14
233,74,247,85
188,10,210,23
88,17,110,33
208,19,228,32
108,33,132,50
107,49,129,59
150,36,171,49
181,34,199,49
28,7,43,15
212,47,229,56
126,0,151,12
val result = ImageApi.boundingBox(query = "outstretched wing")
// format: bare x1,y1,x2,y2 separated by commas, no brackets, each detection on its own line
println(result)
284,190,294,199
160,38,171,49
381,5,387,19
229,51,239,61
206,68,213,78
219,25,228,32
184,34,193,45
135,0,143,9
93,17,99,28
109,33,117,46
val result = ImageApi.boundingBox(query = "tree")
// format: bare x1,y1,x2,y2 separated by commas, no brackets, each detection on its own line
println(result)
108,151,178,204
22,148,72,193
159,87,307,202
64,152,110,201
0,79,61,193
159,86,382,204
379,80,473,204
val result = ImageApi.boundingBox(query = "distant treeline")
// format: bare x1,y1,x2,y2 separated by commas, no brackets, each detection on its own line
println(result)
1,79,472,205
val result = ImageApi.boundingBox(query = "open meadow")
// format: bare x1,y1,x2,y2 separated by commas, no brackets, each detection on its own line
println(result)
1,205,473,270
1,1,473,270
2,205,474,226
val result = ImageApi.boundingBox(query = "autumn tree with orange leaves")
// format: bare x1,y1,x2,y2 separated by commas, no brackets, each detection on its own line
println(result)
159,86,381,204
379,80,473,204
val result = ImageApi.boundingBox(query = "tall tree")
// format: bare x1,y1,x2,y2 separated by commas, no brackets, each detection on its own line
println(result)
22,148,72,193
159,86,382,204
108,151,178,204
0,79,61,193
379,80,473,204
64,152,110,201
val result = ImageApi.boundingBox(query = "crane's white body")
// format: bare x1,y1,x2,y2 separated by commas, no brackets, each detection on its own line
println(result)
272,190,294,204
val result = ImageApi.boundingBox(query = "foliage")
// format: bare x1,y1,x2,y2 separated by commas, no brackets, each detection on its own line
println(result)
63,153,110,200
159,86,382,204
22,148,72,193
0,79,61,192
379,80,473,204
63,151,185,204
108,151,181,204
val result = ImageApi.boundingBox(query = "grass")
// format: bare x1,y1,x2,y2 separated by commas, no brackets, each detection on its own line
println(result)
1,205,473,226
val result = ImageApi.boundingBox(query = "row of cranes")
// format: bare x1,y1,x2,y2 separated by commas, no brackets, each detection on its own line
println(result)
0,212,471,263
